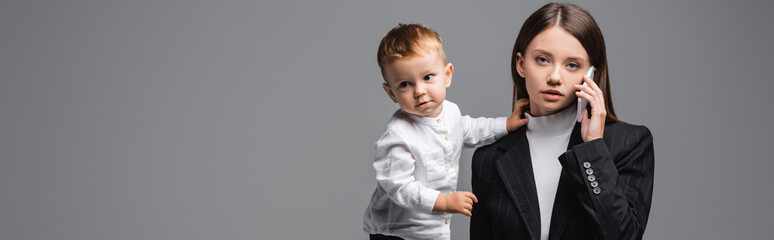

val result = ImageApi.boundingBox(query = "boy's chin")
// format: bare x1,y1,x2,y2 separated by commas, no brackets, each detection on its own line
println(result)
404,107,438,118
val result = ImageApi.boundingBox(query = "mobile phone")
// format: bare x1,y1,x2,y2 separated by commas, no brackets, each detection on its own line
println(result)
576,66,595,122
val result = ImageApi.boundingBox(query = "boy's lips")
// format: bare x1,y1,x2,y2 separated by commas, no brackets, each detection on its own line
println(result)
416,101,431,108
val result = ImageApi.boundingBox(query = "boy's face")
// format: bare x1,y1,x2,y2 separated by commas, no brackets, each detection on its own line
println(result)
382,52,453,118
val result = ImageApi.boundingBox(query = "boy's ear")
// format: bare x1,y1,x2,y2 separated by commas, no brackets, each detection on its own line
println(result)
382,83,398,103
515,52,525,78
444,63,453,88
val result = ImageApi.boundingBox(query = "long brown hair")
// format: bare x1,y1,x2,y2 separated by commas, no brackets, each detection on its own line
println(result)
512,3,621,122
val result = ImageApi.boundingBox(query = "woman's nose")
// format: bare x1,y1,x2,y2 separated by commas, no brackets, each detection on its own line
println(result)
547,66,562,85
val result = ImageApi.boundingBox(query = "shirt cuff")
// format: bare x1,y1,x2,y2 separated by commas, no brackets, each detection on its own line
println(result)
495,117,509,137
419,187,441,212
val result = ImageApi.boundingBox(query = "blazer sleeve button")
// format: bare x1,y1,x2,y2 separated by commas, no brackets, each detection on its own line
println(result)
583,162,591,169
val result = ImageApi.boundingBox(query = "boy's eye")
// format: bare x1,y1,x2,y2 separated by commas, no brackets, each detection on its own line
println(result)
423,74,435,81
536,56,549,64
398,81,410,88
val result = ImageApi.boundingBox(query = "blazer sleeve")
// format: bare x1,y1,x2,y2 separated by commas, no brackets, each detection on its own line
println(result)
558,125,654,240
469,148,493,240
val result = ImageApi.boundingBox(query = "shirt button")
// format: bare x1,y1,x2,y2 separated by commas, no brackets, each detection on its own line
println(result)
583,162,591,169
436,119,442,124
587,175,596,182
585,168,594,175
593,187,602,195
449,162,454,168
444,136,449,141
445,218,449,224
590,181,599,188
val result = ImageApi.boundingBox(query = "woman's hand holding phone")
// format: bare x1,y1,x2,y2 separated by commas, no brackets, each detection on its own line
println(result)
575,67,606,142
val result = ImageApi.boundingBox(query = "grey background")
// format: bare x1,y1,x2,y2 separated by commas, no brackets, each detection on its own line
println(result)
1,0,772,239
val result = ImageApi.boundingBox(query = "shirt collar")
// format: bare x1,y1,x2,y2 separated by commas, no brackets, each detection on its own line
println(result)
525,105,576,138
403,100,447,126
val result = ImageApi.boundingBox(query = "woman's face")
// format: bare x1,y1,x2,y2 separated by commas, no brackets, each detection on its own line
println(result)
517,26,590,117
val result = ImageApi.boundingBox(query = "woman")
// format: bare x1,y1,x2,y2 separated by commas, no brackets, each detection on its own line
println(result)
470,3,654,240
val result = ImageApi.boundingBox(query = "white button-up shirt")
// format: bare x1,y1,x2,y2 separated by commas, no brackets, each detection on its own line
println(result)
363,100,508,240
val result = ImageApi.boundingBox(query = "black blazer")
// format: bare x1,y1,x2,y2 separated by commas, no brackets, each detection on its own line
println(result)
470,121,654,240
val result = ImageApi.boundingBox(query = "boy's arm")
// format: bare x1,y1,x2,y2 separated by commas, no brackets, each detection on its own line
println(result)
462,99,529,148
373,130,440,212
461,115,508,148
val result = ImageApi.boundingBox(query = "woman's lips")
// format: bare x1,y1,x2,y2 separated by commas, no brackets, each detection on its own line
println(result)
541,89,563,101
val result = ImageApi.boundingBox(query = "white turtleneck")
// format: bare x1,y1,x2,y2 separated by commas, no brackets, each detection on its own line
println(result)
524,105,577,240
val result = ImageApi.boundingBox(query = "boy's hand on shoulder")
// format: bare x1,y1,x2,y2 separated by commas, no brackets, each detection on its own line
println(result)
433,191,478,217
507,98,530,132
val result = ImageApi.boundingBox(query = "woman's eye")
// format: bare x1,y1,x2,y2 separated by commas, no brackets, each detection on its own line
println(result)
536,56,549,64
398,81,410,88
568,63,580,69
423,74,435,81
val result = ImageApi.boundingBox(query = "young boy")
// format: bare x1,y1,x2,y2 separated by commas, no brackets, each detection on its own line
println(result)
363,24,529,240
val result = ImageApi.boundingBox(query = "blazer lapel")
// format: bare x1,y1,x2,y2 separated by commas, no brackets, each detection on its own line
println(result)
495,127,541,240
548,123,583,240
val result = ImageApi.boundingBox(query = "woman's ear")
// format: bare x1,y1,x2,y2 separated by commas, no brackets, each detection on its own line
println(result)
516,52,525,78
382,83,397,103
444,63,453,88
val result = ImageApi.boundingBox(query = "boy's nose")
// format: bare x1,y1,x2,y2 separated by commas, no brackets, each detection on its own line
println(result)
414,83,427,97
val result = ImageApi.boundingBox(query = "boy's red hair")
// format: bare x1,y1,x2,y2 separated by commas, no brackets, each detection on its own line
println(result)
377,24,446,80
